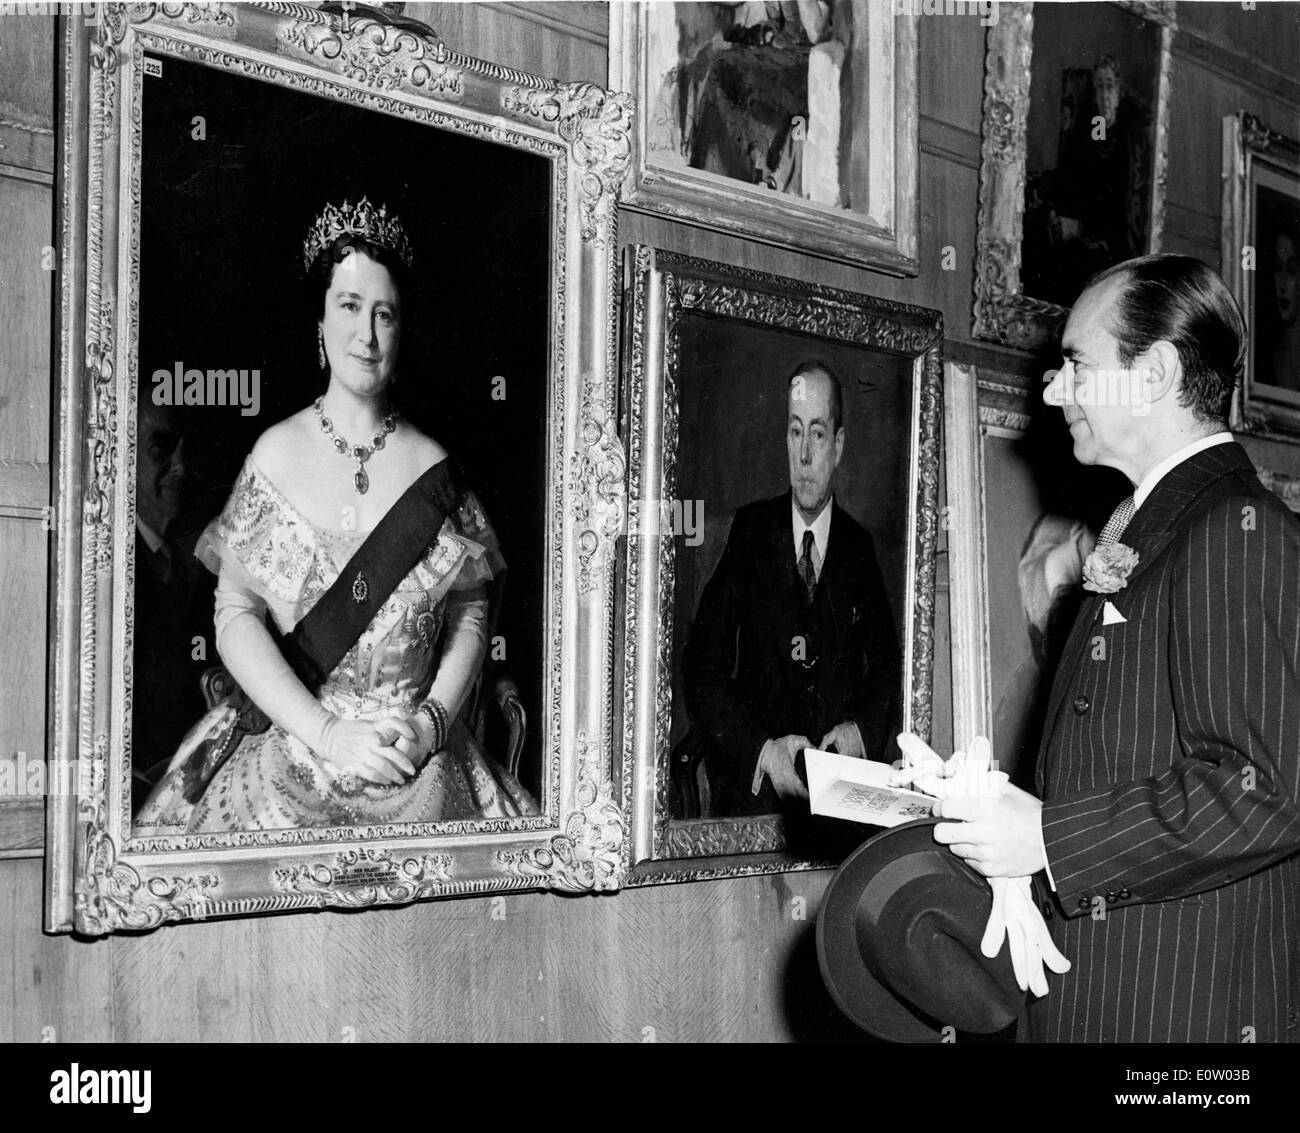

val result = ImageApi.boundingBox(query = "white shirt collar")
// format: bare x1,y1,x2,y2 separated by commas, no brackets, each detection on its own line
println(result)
1133,432,1234,511
135,514,164,555
792,495,833,575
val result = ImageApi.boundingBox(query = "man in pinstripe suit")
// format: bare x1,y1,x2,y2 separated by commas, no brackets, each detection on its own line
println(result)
932,254,1300,1042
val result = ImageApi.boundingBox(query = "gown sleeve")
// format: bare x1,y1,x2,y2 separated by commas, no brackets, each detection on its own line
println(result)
194,457,326,632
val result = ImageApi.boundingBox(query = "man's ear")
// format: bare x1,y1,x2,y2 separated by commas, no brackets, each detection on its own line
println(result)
834,426,845,467
1138,340,1182,407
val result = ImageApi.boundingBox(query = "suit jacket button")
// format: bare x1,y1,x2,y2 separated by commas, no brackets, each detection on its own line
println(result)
1105,891,1118,903
1118,888,1131,900
1072,694,1090,714
1077,896,1090,910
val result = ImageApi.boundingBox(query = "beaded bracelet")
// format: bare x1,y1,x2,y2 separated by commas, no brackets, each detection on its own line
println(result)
416,698,449,754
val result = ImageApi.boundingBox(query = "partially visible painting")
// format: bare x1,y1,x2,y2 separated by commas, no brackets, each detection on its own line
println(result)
610,2,918,274
1223,112,1300,438
973,1,1175,351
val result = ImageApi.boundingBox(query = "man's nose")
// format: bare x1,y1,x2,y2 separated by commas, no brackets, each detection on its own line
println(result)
800,436,811,464
1043,366,1067,407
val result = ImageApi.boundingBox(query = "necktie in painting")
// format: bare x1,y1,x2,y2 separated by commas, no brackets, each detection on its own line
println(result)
798,529,817,607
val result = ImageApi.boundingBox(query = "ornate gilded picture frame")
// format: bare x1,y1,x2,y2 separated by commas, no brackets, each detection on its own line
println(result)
47,3,630,934
608,2,919,275
619,246,941,882
1222,112,1300,439
972,1,1175,351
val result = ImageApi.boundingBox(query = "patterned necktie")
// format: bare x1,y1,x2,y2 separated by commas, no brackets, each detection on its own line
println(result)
798,529,817,606
1097,494,1136,548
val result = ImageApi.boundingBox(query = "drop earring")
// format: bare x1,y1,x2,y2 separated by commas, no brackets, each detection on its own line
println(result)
317,327,326,371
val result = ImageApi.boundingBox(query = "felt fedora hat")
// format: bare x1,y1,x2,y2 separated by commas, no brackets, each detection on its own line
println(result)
816,817,1025,1043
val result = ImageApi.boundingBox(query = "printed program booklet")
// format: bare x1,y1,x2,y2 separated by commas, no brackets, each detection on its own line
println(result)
805,748,934,827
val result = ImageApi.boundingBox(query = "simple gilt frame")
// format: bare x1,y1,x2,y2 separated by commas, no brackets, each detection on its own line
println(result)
608,2,919,276
972,0,1176,351
1222,111,1300,439
48,3,631,935
619,246,942,882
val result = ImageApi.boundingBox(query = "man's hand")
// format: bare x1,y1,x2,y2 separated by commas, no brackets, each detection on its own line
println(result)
817,721,865,760
757,734,811,802
932,783,1047,878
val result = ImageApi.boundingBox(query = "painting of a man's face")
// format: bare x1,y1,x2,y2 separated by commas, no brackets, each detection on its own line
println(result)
786,368,844,520
136,403,191,538
1093,60,1121,127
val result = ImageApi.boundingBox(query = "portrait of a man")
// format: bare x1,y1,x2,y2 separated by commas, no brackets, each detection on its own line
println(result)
1019,4,1161,309
130,399,216,805
670,355,902,827
1252,185,1300,395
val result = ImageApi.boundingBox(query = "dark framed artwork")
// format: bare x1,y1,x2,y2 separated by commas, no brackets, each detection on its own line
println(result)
49,4,630,933
973,1,1175,351
610,1,919,274
619,246,942,882
1223,112,1300,438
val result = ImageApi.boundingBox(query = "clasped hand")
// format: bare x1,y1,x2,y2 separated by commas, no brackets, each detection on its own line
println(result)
318,712,436,786
892,733,1070,995
892,734,1046,878
759,721,864,802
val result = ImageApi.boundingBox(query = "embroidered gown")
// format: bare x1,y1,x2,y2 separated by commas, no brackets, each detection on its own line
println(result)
134,457,536,834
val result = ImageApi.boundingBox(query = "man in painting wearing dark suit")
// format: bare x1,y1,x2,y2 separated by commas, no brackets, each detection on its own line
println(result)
132,400,215,806
931,254,1300,1042
677,359,901,819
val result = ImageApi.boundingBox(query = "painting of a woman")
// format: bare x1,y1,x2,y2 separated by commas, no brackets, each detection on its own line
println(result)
136,199,536,834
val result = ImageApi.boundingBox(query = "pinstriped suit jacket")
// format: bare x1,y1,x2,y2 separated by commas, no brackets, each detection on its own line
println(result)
1025,442,1300,1043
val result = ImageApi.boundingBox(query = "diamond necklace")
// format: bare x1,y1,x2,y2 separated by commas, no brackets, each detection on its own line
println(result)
313,396,398,495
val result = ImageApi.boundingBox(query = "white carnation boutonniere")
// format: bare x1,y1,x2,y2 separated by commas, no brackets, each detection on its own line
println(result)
1082,542,1139,594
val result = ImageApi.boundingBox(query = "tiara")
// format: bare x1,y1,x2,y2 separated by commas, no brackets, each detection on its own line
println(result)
301,197,414,273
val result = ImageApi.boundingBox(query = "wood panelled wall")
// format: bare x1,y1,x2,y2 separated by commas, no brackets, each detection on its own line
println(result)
1,1,1296,1042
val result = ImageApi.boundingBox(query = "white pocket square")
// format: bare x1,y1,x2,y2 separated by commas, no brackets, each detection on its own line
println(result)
1102,600,1127,626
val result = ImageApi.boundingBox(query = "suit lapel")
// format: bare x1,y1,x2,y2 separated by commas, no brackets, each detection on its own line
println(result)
1105,442,1255,590
1039,442,1256,765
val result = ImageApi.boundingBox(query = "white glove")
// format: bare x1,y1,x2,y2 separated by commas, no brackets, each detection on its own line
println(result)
982,876,1071,996
890,731,945,788
892,733,1008,799
893,732,1068,999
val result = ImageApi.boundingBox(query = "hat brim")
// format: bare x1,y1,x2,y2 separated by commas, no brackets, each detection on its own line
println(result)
816,817,990,1043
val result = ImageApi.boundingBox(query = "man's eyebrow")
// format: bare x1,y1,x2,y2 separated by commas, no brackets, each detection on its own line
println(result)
788,411,830,427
